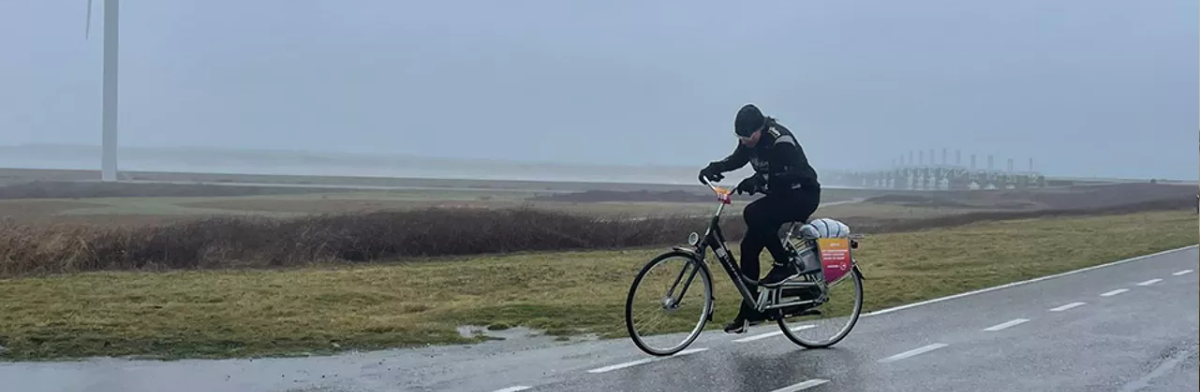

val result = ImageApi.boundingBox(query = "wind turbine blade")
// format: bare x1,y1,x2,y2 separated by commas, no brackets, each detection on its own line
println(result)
84,0,92,39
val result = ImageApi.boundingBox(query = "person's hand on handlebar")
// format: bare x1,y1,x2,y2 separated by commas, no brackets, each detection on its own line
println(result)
699,164,725,183
729,176,758,195
735,176,765,195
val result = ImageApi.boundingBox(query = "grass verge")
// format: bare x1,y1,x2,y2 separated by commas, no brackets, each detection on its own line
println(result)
0,210,1195,361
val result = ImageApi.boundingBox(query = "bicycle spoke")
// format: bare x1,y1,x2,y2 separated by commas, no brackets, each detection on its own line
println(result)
777,268,863,349
625,252,712,356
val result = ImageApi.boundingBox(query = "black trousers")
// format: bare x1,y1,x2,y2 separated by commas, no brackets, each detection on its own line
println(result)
739,187,821,286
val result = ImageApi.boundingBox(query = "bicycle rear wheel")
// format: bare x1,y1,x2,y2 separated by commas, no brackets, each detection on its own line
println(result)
776,267,863,349
624,250,713,356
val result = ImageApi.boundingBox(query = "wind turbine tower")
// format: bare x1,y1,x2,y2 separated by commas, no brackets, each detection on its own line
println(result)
88,0,119,182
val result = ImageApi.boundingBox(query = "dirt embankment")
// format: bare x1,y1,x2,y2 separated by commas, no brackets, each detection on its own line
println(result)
866,183,1196,210
845,197,1193,234
533,183,1196,211
528,190,714,203
862,194,976,208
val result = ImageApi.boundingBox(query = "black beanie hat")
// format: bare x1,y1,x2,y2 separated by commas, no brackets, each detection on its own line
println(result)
735,104,765,137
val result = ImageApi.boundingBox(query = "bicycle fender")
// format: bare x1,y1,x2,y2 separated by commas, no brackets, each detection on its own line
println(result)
853,263,867,280
671,246,703,259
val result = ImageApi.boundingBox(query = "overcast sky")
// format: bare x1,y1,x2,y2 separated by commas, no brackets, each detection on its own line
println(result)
1,0,1196,179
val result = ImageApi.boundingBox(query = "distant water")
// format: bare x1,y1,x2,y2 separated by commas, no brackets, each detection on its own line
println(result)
0,145,865,189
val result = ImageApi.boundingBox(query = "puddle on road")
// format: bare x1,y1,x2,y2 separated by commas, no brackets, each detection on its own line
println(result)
455,324,601,344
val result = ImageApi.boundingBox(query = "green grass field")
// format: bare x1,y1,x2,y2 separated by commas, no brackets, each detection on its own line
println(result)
1,210,1194,361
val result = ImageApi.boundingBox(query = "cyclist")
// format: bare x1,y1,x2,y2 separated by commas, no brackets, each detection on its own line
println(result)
699,103,822,334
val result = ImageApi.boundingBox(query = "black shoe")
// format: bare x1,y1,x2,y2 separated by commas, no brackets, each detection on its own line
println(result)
760,262,801,288
723,315,765,334
723,307,767,334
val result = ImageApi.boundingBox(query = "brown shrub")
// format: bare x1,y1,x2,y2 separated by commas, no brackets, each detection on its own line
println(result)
1,198,1190,278
0,208,742,277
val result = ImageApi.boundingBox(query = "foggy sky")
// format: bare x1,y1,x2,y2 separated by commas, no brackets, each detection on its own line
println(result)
1,0,1196,180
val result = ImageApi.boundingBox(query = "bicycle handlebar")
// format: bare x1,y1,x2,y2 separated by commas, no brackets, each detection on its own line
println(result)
698,173,715,190
698,174,735,208
699,174,725,195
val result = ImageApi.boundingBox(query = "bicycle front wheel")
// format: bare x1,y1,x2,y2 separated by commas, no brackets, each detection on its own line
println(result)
624,250,713,356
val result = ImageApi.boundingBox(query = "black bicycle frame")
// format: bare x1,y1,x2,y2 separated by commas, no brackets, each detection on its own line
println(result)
676,176,828,314
700,213,762,308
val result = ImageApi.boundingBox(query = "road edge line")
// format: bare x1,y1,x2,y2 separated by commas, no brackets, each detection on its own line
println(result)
864,245,1198,318
878,343,949,363
1100,288,1130,297
1048,302,1087,312
982,318,1030,332
585,347,708,374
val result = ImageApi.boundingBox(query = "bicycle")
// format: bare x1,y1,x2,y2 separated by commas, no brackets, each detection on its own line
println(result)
623,175,866,356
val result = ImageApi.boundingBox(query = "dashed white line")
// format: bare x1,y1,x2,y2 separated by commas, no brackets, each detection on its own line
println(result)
490,387,532,392
1101,288,1130,297
983,318,1030,332
879,343,948,363
733,325,816,343
586,347,708,373
1049,302,1087,312
1173,269,1194,276
769,379,831,392
1136,278,1163,286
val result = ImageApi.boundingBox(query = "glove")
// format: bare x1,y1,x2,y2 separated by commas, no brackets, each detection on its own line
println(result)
735,176,765,195
699,164,725,183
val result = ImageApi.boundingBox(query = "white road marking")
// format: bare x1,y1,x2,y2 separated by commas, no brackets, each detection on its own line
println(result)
879,343,949,363
586,347,708,373
863,245,1197,317
1049,302,1087,312
491,387,532,392
733,325,816,343
1100,288,1130,297
769,379,831,392
1136,278,1163,286
1173,269,1194,276
983,318,1030,332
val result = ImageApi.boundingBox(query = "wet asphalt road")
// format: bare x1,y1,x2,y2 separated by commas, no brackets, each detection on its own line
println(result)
2,246,1196,392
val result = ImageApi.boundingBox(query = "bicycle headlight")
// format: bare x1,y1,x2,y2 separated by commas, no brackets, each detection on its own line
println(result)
687,232,700,246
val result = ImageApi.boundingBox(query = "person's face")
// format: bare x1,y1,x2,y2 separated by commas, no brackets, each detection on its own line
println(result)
738,128,763,147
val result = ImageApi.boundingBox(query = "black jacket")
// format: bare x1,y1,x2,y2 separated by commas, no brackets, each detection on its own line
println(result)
708,119,820,194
